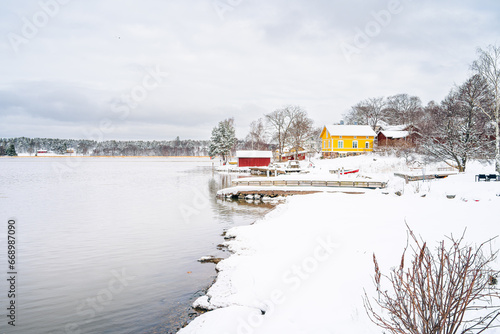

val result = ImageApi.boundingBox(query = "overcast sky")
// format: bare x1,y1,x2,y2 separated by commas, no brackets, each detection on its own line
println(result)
1,0,499,141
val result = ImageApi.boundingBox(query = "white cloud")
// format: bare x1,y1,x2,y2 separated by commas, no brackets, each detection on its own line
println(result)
1,0,499,140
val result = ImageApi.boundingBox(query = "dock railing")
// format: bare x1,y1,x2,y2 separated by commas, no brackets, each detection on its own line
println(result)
231,179,387,189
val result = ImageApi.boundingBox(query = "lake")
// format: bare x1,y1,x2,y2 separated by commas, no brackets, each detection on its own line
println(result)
0,157,273,334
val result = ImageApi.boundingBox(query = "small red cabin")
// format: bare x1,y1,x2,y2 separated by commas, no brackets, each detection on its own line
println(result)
236,150,273,167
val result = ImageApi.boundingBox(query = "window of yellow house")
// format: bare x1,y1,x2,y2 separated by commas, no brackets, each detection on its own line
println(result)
338,140,343,149
352,141,358,149
365,142,369,149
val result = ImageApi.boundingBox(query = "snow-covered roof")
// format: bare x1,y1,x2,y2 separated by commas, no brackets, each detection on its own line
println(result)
378,124,419,132
380,130,409,139
324,125,376,137
384,125,407,131
236,150,273,158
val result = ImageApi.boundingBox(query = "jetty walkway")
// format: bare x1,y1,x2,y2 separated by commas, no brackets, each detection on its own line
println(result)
217,175,388,200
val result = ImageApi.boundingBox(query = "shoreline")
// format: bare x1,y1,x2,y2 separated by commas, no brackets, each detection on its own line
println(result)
169,197,277,333
176,203,279,333
177,158,500,333
151,281,213,333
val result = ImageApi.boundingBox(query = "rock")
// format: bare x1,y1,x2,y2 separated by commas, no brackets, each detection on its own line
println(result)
193,295,213,311
198,256,224,264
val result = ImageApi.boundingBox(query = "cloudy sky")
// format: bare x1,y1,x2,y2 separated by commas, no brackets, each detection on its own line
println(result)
1,0,499,141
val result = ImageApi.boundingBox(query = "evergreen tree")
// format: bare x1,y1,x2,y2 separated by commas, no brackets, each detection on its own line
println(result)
6,143,17,156
208,118,236,162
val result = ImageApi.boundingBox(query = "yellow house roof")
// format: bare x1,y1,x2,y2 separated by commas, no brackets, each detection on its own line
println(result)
322,125,376,137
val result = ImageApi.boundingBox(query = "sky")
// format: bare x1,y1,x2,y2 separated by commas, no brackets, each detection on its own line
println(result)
1,0,499,141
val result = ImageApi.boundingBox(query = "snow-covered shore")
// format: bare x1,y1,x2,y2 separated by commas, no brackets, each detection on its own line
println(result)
180,155,500,334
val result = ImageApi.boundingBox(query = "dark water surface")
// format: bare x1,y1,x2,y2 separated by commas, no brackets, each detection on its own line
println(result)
0,157,273,334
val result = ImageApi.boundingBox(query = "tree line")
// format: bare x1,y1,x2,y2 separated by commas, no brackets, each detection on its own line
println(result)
342,44,500,173
0,137,210,157
209,105,321,163
209,45,499,171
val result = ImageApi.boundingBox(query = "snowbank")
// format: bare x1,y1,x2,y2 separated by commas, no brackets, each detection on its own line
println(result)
180,156,500,334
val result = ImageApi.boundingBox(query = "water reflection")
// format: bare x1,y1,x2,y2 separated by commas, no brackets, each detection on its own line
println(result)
0,158,275,334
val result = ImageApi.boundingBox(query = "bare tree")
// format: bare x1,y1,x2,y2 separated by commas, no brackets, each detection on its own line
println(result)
287,109,315,160
364,226,500,334
420,76,492,172
345,97,386,130
471,44,500,173
385,93,424,126
245,118,268,150
265,105,303,162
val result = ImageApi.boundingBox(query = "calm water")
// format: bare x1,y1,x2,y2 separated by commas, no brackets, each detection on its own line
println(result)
0,157,272,334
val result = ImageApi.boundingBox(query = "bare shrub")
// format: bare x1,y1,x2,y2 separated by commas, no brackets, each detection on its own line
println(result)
364,226,500,334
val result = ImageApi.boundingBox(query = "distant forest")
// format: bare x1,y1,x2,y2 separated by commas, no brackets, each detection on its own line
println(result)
0,137,211,156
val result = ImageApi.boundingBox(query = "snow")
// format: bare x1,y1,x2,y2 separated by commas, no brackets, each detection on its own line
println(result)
215,165,251,173
236,150,273,158
179,154,500,334
380,130,409,139
182,306,263,332
218,185,372,197
323,125,377,137
382,124,408,131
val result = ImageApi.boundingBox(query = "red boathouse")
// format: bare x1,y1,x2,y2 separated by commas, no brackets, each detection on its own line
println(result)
236,150,273,167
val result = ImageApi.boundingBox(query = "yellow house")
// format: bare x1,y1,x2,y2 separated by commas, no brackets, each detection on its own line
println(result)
320,125,376,158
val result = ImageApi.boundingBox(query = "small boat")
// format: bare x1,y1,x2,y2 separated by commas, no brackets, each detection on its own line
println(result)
330,168,359,175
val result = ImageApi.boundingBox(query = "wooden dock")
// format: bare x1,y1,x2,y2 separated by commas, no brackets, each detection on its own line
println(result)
394,171,457,182
249,167,303,175
232,178,387,189
216,176,388,200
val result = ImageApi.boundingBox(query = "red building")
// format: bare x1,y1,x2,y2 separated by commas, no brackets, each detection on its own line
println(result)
236,150,273,167
376,125,420,146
